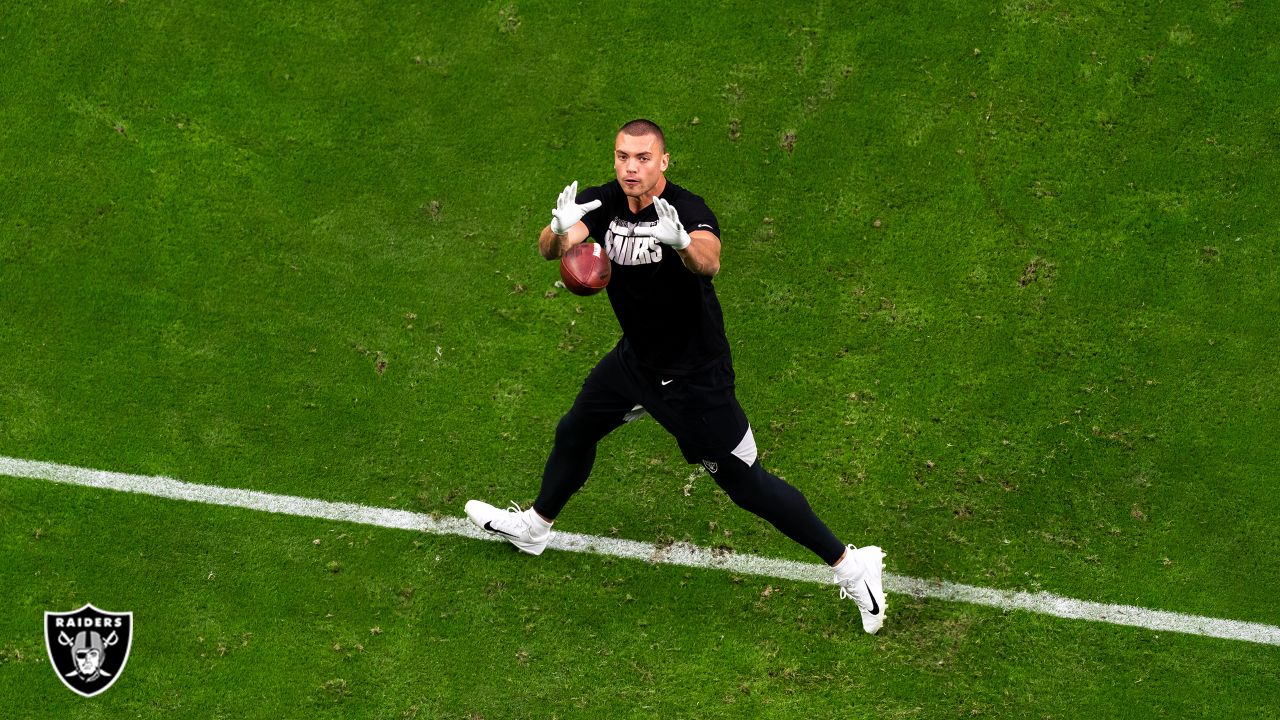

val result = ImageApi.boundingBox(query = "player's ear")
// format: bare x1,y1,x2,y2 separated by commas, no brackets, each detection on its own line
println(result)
661,154,669,171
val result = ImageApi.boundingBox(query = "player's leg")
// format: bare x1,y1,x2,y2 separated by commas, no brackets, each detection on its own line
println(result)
466,345,639,553
533,349,641,520
644,374,846,562
700,430,886,633
651,362,887,634
698,427,845,565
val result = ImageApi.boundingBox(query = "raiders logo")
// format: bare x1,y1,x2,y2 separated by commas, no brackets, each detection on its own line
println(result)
44,604,133,697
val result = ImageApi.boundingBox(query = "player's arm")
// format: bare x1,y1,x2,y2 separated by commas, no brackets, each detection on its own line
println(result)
539,181,601,260
539,221,590,260
675,230,720,277
634,197,720,277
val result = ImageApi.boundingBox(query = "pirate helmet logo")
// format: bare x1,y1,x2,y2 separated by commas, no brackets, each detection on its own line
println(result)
44,604,133,697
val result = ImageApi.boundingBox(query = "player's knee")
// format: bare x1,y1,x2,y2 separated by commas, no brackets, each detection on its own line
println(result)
554,410,607,450
553,413,585,449
707,457,774,511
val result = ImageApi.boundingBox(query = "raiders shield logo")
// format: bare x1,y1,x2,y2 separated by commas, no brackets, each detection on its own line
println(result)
44,604,133,697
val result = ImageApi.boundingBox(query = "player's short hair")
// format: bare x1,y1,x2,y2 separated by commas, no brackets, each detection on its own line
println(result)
618,118,666,153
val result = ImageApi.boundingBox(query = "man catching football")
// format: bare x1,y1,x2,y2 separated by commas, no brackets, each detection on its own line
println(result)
466,119,887,634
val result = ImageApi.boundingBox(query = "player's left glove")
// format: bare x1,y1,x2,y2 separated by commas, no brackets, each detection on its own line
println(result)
635,196,691,250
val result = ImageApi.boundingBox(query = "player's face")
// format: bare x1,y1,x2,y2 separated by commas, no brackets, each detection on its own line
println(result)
614,132,668,199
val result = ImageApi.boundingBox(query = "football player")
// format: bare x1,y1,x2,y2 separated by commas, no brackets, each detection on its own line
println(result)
467,119,886,633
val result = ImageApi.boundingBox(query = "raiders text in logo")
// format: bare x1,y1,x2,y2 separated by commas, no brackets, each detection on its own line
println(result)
44,604,133,697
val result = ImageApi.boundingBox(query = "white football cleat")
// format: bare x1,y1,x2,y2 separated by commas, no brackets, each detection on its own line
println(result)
465,500,551,556
835,545,887,634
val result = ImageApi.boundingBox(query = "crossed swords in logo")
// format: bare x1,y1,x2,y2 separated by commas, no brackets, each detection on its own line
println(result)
56,630,119,678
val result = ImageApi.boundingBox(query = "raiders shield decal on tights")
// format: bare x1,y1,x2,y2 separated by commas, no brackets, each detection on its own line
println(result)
44,604,133,697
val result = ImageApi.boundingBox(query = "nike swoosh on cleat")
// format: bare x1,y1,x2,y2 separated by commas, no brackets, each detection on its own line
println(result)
865,581,880,615
661,379,674,386
483,521,520,539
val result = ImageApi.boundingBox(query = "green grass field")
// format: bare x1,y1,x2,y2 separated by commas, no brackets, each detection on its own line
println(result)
3,0,1279,717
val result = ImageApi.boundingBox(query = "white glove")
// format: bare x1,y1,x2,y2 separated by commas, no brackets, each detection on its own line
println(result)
634,196,691,250
550,181,602,235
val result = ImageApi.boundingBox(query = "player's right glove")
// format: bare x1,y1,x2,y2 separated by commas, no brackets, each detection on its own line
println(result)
550,181,603,235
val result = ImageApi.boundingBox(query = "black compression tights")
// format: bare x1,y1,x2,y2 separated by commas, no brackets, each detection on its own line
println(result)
533,413,615,521
534,421,845,566
706,457,846,566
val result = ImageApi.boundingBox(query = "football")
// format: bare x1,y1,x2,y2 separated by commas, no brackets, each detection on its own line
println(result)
559,242,611,296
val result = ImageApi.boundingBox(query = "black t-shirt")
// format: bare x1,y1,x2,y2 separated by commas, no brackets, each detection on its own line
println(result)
576,180,729,375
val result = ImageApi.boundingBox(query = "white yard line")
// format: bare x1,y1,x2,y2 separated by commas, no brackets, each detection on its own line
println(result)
3,454,1277,647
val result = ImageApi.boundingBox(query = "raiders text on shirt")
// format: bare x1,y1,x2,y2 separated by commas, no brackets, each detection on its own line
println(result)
605,219,663,266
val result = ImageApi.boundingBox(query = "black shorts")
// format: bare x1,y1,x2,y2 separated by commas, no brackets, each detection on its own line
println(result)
563,340,755,465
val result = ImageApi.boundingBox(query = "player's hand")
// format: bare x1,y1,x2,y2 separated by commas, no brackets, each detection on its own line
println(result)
634,196,692,250
550,181,602,235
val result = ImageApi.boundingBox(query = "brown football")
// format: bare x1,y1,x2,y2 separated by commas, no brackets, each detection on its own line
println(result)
559,242,611,296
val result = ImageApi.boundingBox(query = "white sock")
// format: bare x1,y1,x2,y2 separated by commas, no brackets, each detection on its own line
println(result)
833,547,864,582
525,508,553,534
